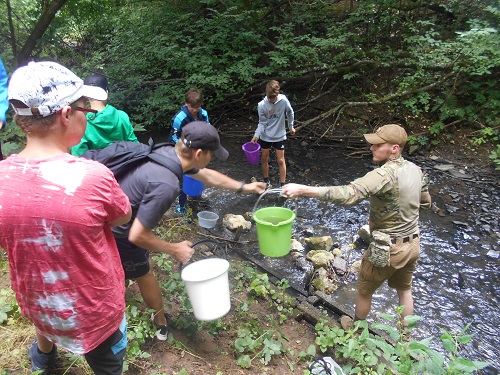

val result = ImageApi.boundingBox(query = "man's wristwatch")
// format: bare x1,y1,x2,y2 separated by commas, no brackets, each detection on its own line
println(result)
236,182,245,193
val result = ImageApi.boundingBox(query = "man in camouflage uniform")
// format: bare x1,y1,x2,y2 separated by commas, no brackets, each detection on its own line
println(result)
282,124,431,333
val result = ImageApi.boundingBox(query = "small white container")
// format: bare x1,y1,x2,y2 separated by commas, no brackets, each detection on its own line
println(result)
197,211,219,228
181,258,230,321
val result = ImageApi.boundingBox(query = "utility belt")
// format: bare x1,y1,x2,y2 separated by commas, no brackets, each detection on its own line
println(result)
391,233,419,244
368,231,419,268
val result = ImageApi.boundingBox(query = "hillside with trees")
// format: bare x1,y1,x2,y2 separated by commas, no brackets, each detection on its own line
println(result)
1,0,499,167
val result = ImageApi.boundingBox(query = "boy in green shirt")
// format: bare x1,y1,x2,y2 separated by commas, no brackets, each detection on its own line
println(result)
71,73,138,156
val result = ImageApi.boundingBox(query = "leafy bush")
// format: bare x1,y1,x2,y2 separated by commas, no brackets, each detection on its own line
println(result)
310,306,489,375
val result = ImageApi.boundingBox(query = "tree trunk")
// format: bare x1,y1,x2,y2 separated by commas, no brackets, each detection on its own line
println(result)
15,0,68,67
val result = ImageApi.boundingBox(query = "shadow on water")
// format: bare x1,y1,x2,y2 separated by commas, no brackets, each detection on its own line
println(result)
168,133,499,373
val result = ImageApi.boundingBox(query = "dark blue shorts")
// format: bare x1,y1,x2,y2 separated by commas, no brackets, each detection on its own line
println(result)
115,237,150,279
258,139,286,150
84,315,127,375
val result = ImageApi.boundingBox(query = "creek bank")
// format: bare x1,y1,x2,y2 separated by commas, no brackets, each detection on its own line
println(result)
198,133,499,372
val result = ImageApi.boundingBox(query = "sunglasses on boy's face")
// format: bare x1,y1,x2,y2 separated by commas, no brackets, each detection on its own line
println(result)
74,107,98,114
56,107,98,115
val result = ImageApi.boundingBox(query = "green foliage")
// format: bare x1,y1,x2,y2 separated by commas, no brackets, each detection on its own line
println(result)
0,121,25,158
488,145,500,170
229,263,293,368
148,254,296,370
124,304,154,368
314,306,489,375
0,288,21,324
407,135,429,147
472,126,499,147
1,0,499,171
472,126,500,169
233,311,288,368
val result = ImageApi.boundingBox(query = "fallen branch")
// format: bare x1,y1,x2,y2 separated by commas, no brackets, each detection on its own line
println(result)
295,73,455,133
195,231,257,244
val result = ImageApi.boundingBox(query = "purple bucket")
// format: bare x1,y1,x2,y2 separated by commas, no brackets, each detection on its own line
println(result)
242,142,261,165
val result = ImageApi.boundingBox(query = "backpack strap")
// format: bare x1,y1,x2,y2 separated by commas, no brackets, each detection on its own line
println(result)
146,138,184,182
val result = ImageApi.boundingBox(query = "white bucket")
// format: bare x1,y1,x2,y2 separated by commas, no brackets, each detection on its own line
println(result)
181,258,230,321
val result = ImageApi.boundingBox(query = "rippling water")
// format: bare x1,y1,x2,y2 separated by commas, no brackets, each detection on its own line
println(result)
196,136,499,372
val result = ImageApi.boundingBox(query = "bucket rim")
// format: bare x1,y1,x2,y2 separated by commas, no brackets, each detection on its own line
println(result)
242,142,261,152
181,258,229,282
197,211,219,220
253,206,296,226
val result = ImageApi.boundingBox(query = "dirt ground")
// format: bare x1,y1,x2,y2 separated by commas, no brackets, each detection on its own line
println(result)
126,254,321,375
140,306,318,375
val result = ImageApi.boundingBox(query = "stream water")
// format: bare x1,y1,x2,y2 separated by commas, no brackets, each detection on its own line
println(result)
186,134,499,373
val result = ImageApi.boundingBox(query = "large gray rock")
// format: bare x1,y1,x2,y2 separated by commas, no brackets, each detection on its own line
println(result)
311,268,338,294
358,224,371,243
331,247,344,258
350,259,362,273
332,257,348,275
222,214,252,231
291,239,305,251
304,236,333,250
306,250,335,268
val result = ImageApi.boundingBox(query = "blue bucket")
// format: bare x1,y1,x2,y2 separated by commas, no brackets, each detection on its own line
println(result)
183,174,204,196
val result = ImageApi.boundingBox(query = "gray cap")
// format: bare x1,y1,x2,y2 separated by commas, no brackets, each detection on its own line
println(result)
181,121,229,161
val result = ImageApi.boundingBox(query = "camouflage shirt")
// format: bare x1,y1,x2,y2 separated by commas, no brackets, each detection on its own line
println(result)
318,156,431,237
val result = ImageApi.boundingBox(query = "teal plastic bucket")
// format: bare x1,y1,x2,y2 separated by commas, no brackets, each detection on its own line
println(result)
183,174,204,196
253,207,296,257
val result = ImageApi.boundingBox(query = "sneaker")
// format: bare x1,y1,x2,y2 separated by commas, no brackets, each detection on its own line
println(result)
151,312,169,341
176,203,187,215
27,339,57,374
340,315,354,331
265,180,272,189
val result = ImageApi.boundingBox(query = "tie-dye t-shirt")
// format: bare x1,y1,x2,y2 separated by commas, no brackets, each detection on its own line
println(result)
0,153,130,354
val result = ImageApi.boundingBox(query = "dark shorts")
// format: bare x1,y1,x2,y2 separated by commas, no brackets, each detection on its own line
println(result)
115,237,150,279
357,236,420,295
84,315,127,375
259,139,286,150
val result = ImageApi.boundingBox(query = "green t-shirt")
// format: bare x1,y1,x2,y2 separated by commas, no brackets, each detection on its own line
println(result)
71,104,138,156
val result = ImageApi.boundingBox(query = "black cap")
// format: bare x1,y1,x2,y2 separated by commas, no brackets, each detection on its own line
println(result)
84,73,109,92
181,122,229,161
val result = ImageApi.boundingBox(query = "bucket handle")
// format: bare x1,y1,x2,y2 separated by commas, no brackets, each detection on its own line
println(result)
252,188,297,216
181,239,228,270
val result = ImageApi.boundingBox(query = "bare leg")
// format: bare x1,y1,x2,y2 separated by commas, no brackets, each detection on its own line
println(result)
396,288,414,327
36,330,54,353
354,292,373,320
261,148,270,179
135,271,167,325
276,149,286,184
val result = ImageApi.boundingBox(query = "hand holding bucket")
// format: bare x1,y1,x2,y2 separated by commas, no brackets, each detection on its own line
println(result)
183,174,204,196
181,240,230,321
242,142,261,165
252,188,297,257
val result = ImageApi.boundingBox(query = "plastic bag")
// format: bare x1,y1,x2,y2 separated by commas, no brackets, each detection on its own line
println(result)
308,356,345,375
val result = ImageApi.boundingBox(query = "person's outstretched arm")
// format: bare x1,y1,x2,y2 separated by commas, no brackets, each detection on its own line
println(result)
128,218,194,264
281,183,321,198
193,168,266,194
